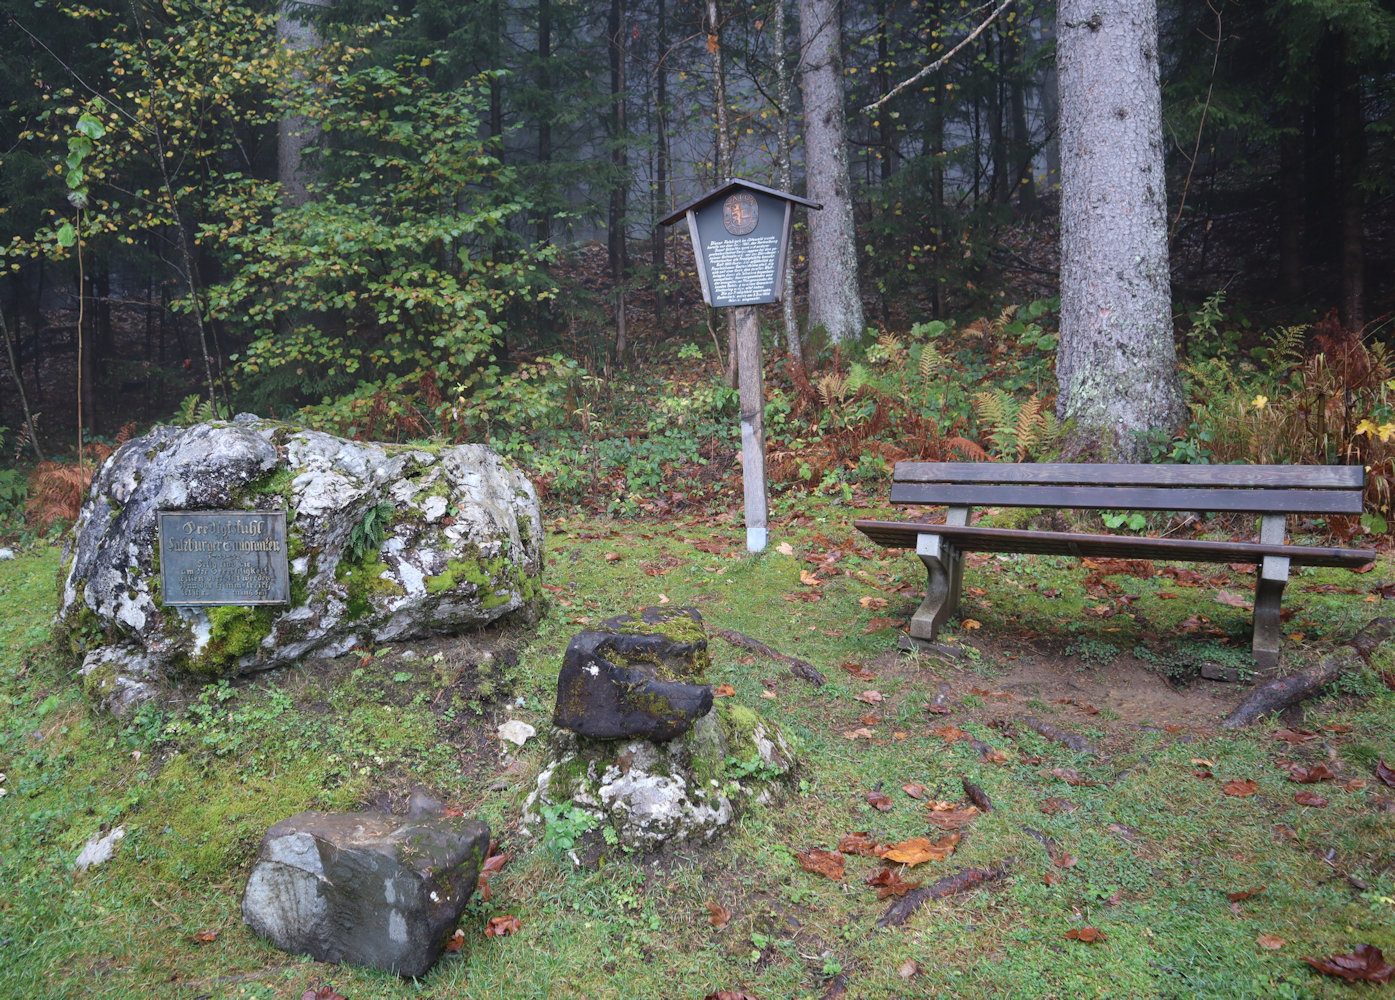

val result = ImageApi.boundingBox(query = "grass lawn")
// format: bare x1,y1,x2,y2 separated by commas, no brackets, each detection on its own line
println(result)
2,498,1393,999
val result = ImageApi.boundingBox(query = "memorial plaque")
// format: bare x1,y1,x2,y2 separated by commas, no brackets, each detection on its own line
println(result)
158,510,291,606
689,188,793,308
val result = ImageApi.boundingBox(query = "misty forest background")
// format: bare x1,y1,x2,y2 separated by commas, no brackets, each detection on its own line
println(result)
1,0,1394,533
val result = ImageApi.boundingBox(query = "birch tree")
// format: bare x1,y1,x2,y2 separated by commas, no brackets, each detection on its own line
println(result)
1055,0,1183,460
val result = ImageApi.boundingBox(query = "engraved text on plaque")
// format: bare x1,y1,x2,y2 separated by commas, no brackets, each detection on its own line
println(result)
158,510,291,606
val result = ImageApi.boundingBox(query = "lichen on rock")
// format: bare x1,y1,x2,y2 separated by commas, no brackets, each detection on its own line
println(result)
57,415,543,715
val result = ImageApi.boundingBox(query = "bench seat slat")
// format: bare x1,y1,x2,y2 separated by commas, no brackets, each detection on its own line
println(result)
894,462,1365,490
888,483,1366,515
852,520,1376,569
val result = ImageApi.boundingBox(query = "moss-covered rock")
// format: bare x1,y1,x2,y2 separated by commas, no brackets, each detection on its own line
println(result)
57,416,544,715
524,700,797,852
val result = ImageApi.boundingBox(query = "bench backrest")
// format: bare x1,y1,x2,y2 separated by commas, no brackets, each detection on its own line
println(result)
889,462,1366,516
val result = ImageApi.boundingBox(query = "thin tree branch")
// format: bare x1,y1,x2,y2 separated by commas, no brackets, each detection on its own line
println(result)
861,0,1017,115
1169,1,1222,240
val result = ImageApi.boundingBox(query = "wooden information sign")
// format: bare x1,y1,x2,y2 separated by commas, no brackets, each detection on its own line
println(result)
158,510,291,606
659,179,821,552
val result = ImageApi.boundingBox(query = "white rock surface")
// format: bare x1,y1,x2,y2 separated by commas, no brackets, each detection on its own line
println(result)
58,416,543,715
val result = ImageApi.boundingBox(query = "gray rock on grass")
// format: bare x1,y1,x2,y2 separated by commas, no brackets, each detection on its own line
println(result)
242,809,489,977
56,416,542,714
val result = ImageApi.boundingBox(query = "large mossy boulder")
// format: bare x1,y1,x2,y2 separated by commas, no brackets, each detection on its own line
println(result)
57,416,542,714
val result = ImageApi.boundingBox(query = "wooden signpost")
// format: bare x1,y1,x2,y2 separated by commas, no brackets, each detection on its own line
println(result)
659,179,820,552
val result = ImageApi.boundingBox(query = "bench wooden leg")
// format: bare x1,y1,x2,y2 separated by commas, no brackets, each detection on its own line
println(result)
1252,515,1289,669
911,532,964,642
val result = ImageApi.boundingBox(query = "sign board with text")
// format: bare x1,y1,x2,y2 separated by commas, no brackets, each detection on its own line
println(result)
158,510,291,606
659,179,820,309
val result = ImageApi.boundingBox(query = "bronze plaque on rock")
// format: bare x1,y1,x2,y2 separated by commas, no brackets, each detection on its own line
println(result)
158,510,291,606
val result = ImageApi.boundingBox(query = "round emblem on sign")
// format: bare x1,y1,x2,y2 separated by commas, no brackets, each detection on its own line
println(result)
722,191,759,235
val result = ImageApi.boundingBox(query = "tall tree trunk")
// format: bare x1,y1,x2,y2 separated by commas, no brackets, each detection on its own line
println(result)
536,0,552,244
277,0,327,208
0,306,43,460
1055,0,1183,461
774,0,815,405
929,78,946,318
652,0,668,330
1337,33,1364,332
875,0,894,183
705,0,740,385
1278,100,1303,292
609,0,630,363
798,0,864,345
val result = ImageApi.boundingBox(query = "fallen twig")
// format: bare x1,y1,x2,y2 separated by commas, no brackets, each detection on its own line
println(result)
712,627,826,685
962,776,993,812
1222,618,1395,728
1022,716,1096,755
876,859,1014,927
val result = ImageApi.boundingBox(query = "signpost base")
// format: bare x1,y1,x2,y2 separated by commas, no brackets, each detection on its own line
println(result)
735,304,768,553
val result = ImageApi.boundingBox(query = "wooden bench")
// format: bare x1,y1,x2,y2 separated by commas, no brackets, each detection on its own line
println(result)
853,462,1376,667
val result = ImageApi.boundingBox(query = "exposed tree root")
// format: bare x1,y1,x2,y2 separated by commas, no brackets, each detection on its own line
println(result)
876,859,1014,927
1222,617,1395,728
1022,715,1096,755
711,628,826,685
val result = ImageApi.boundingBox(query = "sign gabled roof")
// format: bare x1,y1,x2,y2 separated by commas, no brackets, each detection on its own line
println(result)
657,177,822,228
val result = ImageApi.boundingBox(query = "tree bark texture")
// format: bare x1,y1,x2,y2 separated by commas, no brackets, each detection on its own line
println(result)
798,0,864,346
276,1,327,209
1055,0,1183,461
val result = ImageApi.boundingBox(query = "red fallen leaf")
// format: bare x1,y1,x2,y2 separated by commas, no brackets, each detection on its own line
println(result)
192,929,218,943
840,662,876,680
866,790,894,812
860,713,881,725
1039,798,1077,815
1324,723,1354,733
862,616,905,633
481,852,511,875
1053,852,1078,869
1163,724,1184,733
1376,758,1395,788
707,901,731,928
877,833,960,866
440,806,466,818
444,928,466,952
713,683,737,697
1227,888,1264,902
1194,769,1214,779
1047,768,1098,787
485,914,521,937
1285,763,1337,783
934,725,968,743
1042,870,1065,885
1272,728,1319,745
837,832,886,857
1303,944,1395,983
1294,790,1329,807
1222,778,1259,796
866,868,923,898
796,848,845,880
1065,927,1106,943
302,988,347,1000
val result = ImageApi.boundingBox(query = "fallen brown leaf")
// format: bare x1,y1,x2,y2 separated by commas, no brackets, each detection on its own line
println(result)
1042,871,1065,885
934,725,968,743
301,988,347,1000
840,662,876,680
705,991,763,1000
707,901,731,929
901,782,927,799
898,959,920,979
925,806,979,830
1065,927,1106,943
982,749,1010,765
1294,790,1329,807
192,929,218,943
1257,934,1286,951
1222,778,1260,797
444,928,465,952
855,690,885,704
877,833,960,866
1284,762,1337,783
1376,758,1395,788
485,914,521,937
1303,944,1395,983
1272,728,1319,745
866,789,894,812
604,551,622,563
1215,589,1253,609
796,848,845,880
1227,888,1264,902
843,727,877,740
1039,797,1077,815
859,596,889,610
1047,768,1099,787
866,868,923,898
837,832,886,857
713,683,736,697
